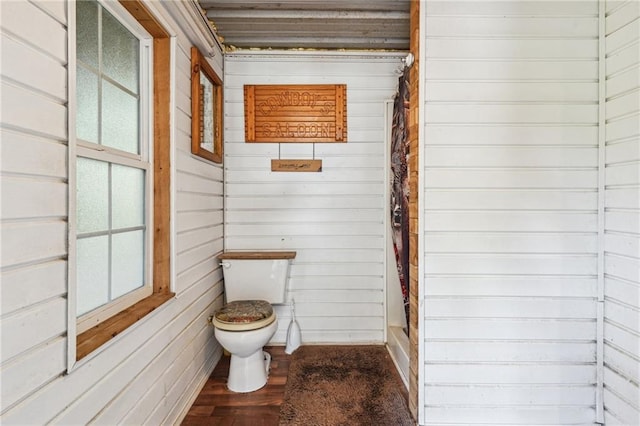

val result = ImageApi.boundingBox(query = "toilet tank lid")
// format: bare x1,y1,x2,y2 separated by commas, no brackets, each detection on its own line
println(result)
218,251,296,260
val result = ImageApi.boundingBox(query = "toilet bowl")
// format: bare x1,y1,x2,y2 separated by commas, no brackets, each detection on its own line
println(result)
212,299,278,392
212,251,296,393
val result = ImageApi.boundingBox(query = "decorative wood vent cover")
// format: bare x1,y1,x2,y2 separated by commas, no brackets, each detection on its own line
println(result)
244,84,347,143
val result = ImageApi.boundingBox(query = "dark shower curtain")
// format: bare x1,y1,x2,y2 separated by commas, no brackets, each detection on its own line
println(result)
390,67,410,335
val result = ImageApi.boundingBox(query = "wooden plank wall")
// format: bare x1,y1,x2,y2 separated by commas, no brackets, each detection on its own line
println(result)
223,52,404,344
603,1,640,424
421,1,600,423
1,1,224,423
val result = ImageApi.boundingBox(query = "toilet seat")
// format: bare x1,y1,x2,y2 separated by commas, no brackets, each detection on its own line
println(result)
213,300,275,331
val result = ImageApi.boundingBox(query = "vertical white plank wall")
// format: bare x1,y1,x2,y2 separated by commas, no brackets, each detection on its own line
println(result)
1,2,225,424
223,52,404,344
603,1,640,424
421,1,600,424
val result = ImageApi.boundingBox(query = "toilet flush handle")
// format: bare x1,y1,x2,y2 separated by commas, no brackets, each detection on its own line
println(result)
219,262,231,268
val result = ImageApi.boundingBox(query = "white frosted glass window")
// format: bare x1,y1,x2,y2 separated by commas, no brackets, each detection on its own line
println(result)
76,66,99,144
77,1,99,69
200,71,214,152
77,158,109,233
77,236,110,315
102,80,139,154
74,0,152,330
111,230,144,299
112,164,145,228
102,10,139,93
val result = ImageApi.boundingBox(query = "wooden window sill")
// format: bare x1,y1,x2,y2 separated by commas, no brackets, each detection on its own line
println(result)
77,292,175,361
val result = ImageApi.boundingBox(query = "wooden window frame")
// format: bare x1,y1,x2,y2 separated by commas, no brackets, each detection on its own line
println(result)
190,46,223,163
75,0,174,361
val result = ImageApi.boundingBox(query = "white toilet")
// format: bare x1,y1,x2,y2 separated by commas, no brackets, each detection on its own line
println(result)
212,251,296,393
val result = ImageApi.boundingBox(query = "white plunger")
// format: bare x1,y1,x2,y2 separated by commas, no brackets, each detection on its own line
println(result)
285,299,301,354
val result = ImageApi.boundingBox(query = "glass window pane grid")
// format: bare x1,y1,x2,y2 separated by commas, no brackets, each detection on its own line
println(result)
76,231,147,302
76,0,142,156
76,235,109,315
76,158,147,311
76,0,99,68
75,0,152,321
111,230,145,299
102,8,139,94
76,157,109,233
101,79,140,153
76,60,141,100
76,65,100,144
77,1,103,148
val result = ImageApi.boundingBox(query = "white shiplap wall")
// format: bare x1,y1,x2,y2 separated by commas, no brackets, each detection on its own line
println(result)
223,52,403,344
1,1,69,414
603,1,640,424
1,1,224,423
421,1,600,424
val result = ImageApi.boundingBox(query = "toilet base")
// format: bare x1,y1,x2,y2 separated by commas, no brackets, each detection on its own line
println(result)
227,350,271,393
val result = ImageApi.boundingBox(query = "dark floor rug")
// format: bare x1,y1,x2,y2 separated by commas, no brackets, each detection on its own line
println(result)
279,345,415,426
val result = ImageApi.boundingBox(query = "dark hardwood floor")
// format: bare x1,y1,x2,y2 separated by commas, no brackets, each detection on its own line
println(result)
182,346,289,426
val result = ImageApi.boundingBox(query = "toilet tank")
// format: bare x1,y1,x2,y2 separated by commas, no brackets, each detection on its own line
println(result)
218,251,296,303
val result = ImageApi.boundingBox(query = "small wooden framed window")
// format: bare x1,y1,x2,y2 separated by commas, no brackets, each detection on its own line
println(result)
191,46,223,163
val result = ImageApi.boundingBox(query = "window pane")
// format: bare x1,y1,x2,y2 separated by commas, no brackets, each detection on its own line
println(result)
112,164,145,229
76,0,99,69
102,9,139,93
76,66,99,144
102,80,139,154
111,230,144,299
75,0,151,327
77,235,109,315
200,71,215,152
77,158,109,234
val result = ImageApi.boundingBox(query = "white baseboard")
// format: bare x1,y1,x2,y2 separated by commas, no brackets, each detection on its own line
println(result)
386,325,409,390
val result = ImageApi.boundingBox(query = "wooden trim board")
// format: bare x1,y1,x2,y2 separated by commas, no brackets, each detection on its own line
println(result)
271,159,322,172
219,251,297,260
244,84,347,143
